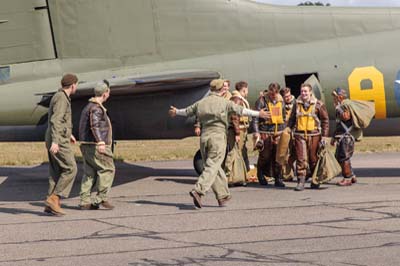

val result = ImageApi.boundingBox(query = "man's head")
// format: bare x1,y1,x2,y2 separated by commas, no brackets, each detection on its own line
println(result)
300,83,313,102
221,80,230,95
61,73,78,94
280,87,292,104
235,81,248,98
267,82,280,101
94,79,111,102
210,79,225,93
332,87,347,105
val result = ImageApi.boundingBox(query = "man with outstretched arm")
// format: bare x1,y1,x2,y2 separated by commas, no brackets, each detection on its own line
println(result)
169,79,268,208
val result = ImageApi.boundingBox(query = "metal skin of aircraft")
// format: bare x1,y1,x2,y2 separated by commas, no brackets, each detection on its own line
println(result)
1,0,400,146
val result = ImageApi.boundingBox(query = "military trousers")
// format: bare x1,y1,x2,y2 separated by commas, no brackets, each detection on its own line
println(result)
79,144,115,205
294,134,321,178
335,135,355,178
257,133,282,180
46,141,77,198
195,131,230,200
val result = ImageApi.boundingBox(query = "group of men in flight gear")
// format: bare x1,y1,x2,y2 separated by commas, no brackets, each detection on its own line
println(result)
170,78,372,208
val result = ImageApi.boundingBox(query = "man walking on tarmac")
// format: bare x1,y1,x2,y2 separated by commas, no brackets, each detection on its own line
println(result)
44,74,78,215
169,79,269,208
331,88,357,186
252,83,286,187
287,83,329,191
79,80,115,210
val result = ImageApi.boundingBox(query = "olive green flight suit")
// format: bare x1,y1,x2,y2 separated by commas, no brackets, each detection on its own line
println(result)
79,145,115,205
184,92,244,200
45,90,77,198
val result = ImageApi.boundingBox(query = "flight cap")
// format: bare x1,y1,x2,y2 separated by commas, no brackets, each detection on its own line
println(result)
61,73,78,87
332,87,347,98
210,79,225,91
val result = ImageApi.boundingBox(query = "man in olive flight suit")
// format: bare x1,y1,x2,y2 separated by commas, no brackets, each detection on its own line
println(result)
44,73,78,215
79,80,115,210
169,79,268,209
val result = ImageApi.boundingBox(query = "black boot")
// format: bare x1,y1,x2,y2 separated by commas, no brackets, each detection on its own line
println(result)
295,177,305,191
310,182,320,189
274,173,285,188
257,167,268,186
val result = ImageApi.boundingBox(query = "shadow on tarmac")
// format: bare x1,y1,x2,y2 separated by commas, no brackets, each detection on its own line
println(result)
0,162,399,204
0,162,197,203
133,200,196,210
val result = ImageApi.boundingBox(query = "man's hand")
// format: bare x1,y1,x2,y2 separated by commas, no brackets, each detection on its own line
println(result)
169,106,177,117
259,109,271,120
235,135,240,143
253,133,260,141
321,137,329,146
194,127,201,136
70,135,76,144
49,143,60,155
330,138,336,146
97,144,106,154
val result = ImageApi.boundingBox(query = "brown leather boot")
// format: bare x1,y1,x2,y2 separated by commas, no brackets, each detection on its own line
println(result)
189,190,202,208
45,194,66,215
217,195,232,207
100,201,115,210
351,176,357,183
337,178,352,186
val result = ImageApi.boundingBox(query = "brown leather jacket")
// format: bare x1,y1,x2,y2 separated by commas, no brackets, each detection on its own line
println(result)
79,98,112,145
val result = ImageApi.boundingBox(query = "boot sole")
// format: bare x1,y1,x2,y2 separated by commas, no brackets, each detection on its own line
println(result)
189,191,202,209
44,206,65,216
45,201,66,215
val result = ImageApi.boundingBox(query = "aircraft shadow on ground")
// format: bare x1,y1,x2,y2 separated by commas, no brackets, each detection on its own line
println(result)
0,162,197,202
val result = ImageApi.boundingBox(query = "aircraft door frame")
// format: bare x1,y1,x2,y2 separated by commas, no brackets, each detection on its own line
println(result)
304,74,325,102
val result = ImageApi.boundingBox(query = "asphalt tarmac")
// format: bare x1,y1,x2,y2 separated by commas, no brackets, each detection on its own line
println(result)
0,153,400,266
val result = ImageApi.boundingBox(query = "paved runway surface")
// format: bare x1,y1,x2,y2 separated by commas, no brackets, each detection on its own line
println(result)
0,153,400,266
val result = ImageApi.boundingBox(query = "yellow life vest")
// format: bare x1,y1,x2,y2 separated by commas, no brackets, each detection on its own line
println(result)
296,103,318,134
267,101,284,124
266,101,284,134
240,116,249,124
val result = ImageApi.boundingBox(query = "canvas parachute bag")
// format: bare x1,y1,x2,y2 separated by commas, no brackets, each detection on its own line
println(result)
276,127,291,166
226,143,247,184
276,127,295,181
311,143,342,185
341,99,375,129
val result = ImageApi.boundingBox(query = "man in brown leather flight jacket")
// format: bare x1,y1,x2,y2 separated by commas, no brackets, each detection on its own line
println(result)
252,82,286,187
78,80,115,210
287,83,329,191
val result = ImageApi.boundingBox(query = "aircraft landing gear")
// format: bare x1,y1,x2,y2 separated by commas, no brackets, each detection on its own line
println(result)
193,149,203,175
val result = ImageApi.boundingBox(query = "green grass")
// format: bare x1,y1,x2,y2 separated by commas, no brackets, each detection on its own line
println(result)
1,136,400,166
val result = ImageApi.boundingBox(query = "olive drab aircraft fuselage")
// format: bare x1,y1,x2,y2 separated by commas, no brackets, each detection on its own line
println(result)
1,0,400,143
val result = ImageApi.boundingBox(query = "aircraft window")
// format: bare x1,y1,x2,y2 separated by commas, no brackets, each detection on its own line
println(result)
360,79,373,90
0,66,10,82
284,73,319,97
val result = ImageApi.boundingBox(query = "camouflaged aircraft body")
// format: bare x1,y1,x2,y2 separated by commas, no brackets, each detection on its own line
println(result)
1,0,400,144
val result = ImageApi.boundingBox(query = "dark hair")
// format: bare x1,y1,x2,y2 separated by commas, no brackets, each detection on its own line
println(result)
235,81,248,91
268,82,280,94
280,87,291,97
